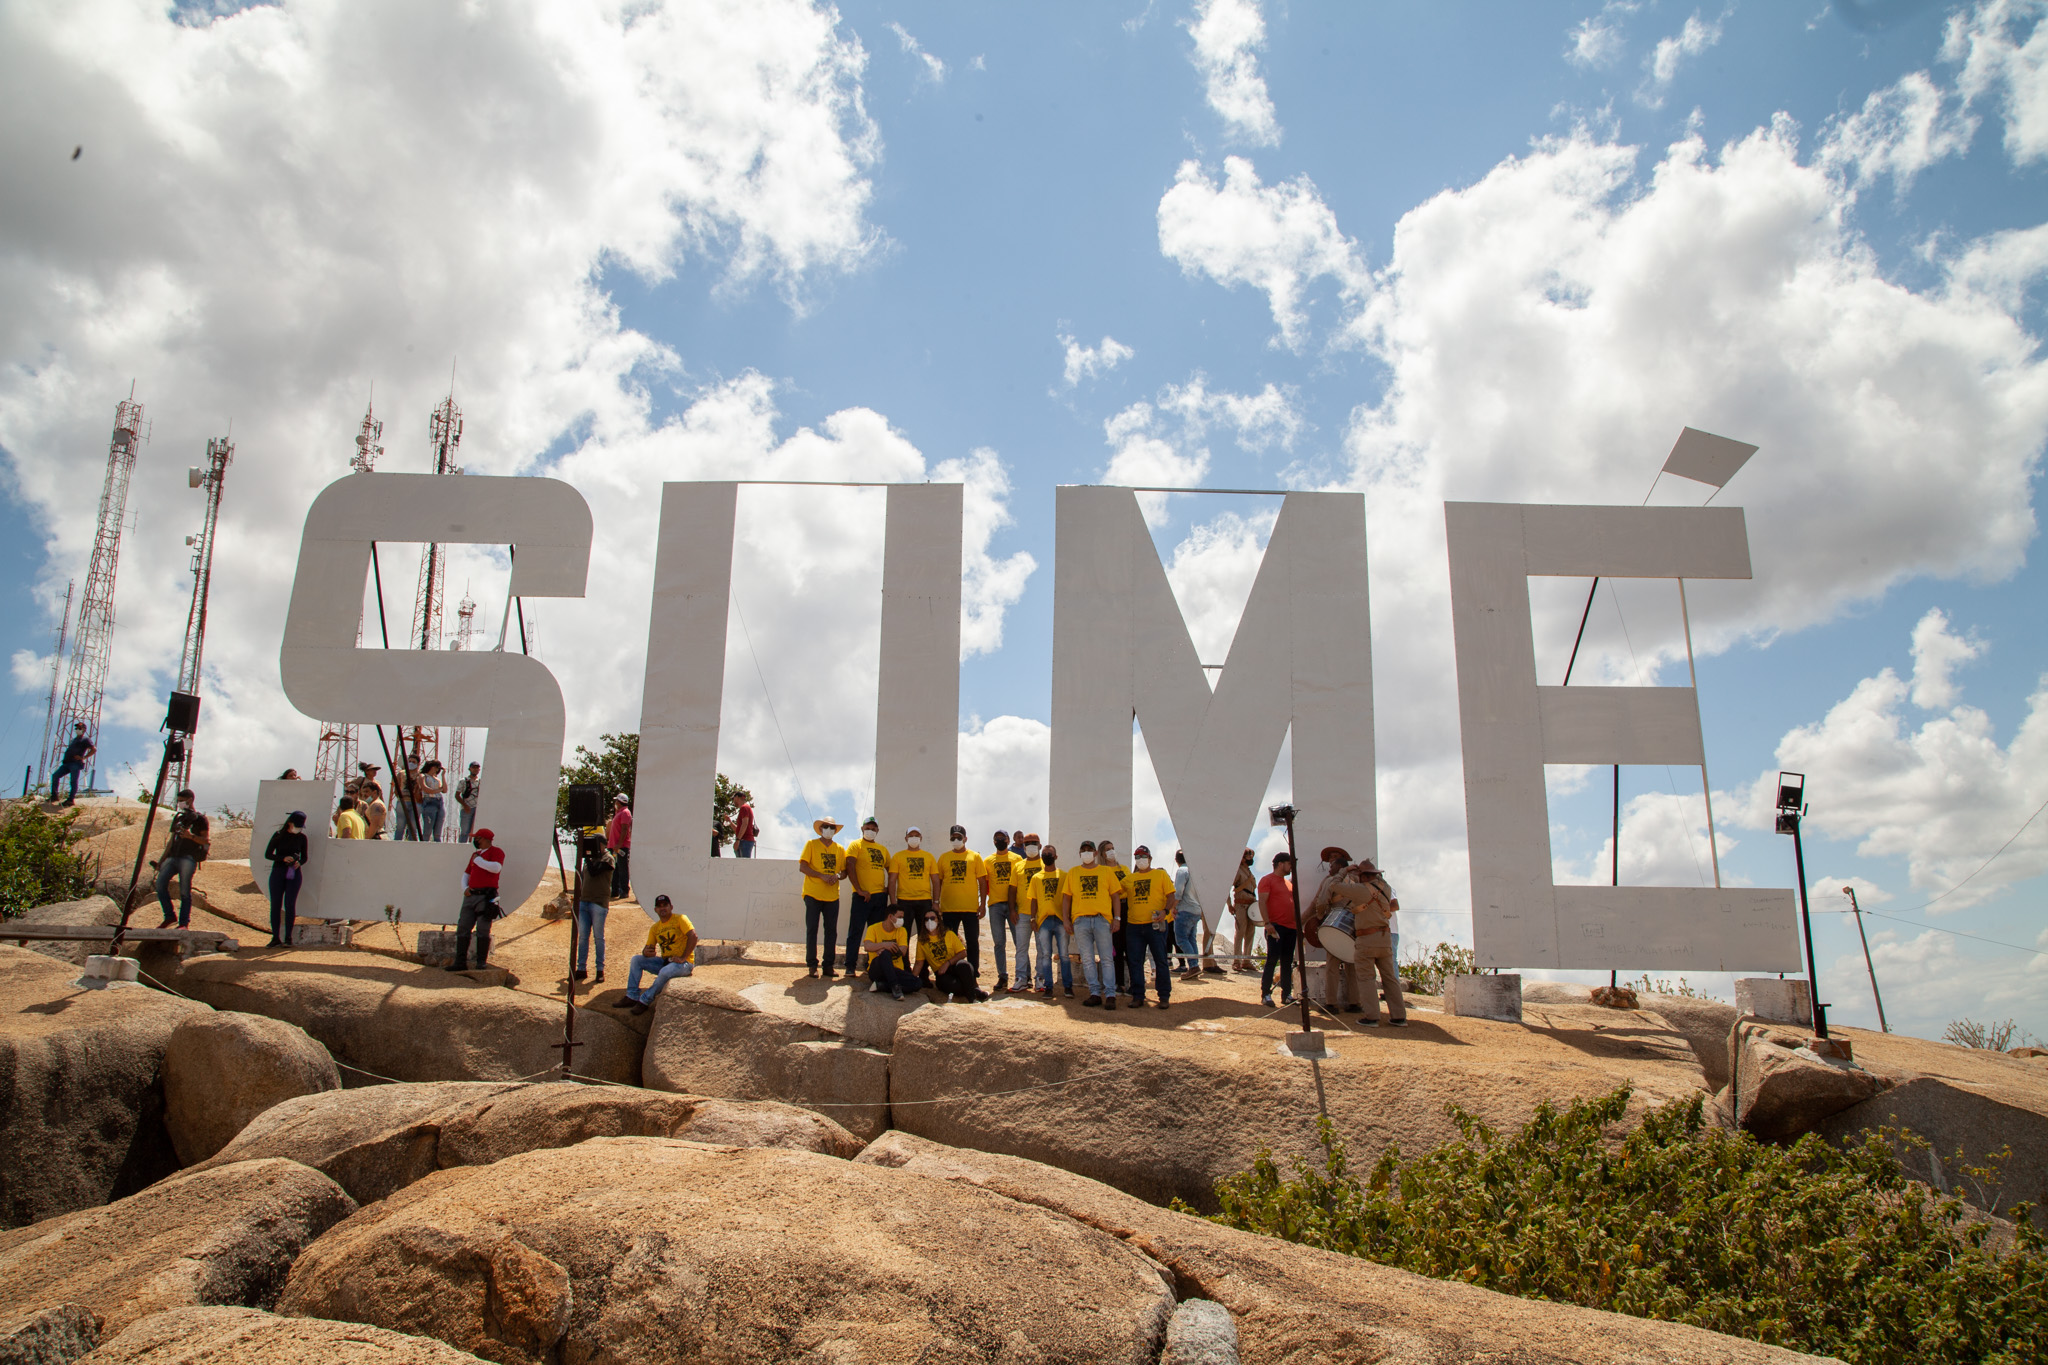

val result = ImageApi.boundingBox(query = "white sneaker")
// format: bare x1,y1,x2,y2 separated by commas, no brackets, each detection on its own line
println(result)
869,981,879,993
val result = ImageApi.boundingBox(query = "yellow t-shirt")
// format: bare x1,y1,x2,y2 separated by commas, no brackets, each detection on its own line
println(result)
643,914,696,962
845,838,891,895
1019,856,1043,892
935,849,986,912
889,848,936,900
916,929,968,975
333,809,367,839
1028,869,1064,926
800,838,844,900
1061,865,1120,920
985,850,1023,905
861,920,909,963
1122,867,1176,925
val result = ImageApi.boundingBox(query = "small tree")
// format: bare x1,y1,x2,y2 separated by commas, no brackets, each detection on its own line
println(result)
1945,1018,2024,1052
713,773,753,853
557,732,640,832
0,803,96,919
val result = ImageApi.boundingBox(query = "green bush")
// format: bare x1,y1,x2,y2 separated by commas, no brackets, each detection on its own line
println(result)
1203,1086,2045,1365
1397,940,1474,995
0,803,96,920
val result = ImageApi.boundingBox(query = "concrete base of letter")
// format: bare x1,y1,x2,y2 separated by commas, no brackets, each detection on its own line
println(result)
1735,977,1811,1026
1446,973,1522,1023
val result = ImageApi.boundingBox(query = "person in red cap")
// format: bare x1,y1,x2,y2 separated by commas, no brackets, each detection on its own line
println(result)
451,827,504,971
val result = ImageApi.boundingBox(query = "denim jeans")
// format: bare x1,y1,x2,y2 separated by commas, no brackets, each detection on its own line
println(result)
845,891,885,969
734,840,755,858
1071,916,1115,998
392,800,417,840
1173,910,1202,969
626,954,693,1002
155,855,199,927
1125,921,1173,1002
420,795,445,842
575,899,609,973
458,805,476,842
51,759,85,801
1033,919,1071,989
1007,912,1034,986
267,863,301,944
986,907,1011,979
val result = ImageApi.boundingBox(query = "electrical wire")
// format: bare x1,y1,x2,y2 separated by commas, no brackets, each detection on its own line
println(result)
1894,791,2048,916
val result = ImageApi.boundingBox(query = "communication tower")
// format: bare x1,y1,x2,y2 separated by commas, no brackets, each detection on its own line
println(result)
171,436,233,791
34,580,75,792
443,588,478,825
313,401,381,787
52,395,146,791
400,394,463,774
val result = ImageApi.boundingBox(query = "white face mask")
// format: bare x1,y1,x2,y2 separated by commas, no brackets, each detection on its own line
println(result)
863,828,877,839
1080,851,1096,866
1024,843,1040,857
1099,849,1116,863
925,917,939,930
906,836,921,850
1135,857,1151,871
951,839,966,851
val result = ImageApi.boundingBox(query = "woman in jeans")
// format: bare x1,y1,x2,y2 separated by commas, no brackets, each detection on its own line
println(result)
263,810,310,947
418,760,447,842
574,835,615,983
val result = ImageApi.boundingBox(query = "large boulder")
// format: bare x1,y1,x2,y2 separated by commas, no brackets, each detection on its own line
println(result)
81,1307,489,1364
147,950,641,1087
0,1302,101,1364
0,1158,354,1338
199,1080,861,1205
13,895,121,966
1641,993,1740,1092
276,1138,1177,1365
641,978,889,1140
886,1001,1706,1210
856,1131,1836,1365
1733,1022,1883,1141
735,977,929,1047
162,1012,342,1164
0,945,210,1228
1817,1074,2048,1228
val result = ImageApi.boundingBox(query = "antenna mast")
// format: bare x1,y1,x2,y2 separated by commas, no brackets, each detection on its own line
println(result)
171,436,233,791
313,400,381,788
35,580,75,792
443,588,478,819
53,396,145,792
401,393,463,777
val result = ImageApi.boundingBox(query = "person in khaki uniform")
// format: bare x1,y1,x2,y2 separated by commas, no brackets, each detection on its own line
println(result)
1317,854,1406,1026
1306,846,1366,1013
1230,848,1259,972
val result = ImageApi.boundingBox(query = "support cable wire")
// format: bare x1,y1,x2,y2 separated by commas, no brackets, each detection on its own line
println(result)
367,544,425,842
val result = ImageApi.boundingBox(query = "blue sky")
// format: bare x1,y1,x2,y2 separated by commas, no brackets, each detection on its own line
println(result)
1,0,2044,1041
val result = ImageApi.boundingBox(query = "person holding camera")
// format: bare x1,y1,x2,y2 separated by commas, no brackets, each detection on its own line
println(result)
574,834,615,983
155,789,210,929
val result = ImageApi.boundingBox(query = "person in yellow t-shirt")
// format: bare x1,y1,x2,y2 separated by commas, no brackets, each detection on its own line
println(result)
622,894,696,1015
887,829,936,924
332,796,368,839
1120,844,1180,1010
983,830,1023,992
1097,839,1134,998
1060,841,1123,1009
799,818,847,981
1006,831,1042,994
933,824,988,979
861,903,918,1000
842,816,891,977
914,905,985,1001
1025,845,1072,996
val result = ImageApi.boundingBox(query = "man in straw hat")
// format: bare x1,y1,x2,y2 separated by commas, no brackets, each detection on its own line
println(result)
799,817,848,979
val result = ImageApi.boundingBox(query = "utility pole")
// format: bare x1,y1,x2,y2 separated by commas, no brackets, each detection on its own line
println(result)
35,580,74,793
1840,885,1889,1033
172,437,233,792
54,394,145,792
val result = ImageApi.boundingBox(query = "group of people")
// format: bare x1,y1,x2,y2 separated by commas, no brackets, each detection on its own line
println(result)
329,759,483,843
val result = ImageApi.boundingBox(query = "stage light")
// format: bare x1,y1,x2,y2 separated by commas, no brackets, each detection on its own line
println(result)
1773,770,1826,1039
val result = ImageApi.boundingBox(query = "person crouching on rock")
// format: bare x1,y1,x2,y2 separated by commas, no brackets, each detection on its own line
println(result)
451,827,504,972
621,894,697,1015
916,908,986,1002
861,903,918,1000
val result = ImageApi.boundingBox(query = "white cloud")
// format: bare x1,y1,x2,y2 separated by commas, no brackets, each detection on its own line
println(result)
1945,221,2048,311
936,446,1038,659
1183,0,1281,146
1554,788,1726,889
1945,0,2048,164
1157,156,1368,350
1818,70,1979,193
1809,873,1893,905
1565,2,1638,69
1722,609,2048,912
889,21,946,83
960,715,1051,845
1101,376,1303,522
1637,11,1723,108
1161,508,1277,664
1058,332,1135,386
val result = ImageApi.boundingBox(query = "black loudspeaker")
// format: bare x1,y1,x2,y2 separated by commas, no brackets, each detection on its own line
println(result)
165,691,201,734
565,783,606,829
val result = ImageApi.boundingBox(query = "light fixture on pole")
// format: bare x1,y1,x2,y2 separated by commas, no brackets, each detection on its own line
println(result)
1268,802,1322,1056
1840,885,1889,1033
1773,771,1828,1040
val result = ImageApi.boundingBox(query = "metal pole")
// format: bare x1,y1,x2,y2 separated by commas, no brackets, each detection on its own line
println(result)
1610,763,1619,990
1676,579,1724,887
113,735,179,953
1282,813,1311,1037
1789,814,1826,1038
1841,886,1888,1032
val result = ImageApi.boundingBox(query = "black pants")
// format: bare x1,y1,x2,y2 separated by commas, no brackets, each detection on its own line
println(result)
845,891,886,968
804,895,840,972
941,911,981,974
1260,925,1297,1000
931,961,979,997
1112,921,1133,993
612,849,630,899
267,864,302,945
455,890,498,970
869,954,919,993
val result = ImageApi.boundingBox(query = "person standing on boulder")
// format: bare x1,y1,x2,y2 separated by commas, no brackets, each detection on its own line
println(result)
154,789,210,929
800,818,847,980
1060,840,1123,1010
934,825,987,978
1257,853,1299,1009
916,908,986,1001
451,827,504,972
861,903,918,1000
50,721,92,805
332,795,367,839
984,829,1022,992
1028,845,1072,997
732,797,758,857
888,828,937,927
606,793,632,900
1010,833,1044,993
843,817,891,977
621,894,697,1015
455,762,482,843
574,835,614,984
1121,845,1177,1010
263,810,309,947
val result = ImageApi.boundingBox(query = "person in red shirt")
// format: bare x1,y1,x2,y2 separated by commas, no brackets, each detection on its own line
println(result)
733,800,758,858
451,827,504,972
606,795,634,900
1257,852,1299,1008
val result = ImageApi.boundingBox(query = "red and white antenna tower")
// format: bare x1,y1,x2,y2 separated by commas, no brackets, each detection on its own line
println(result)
35,580,75,793
313,400,381,788
52,395,146,791
444,587,478,827
400,394,463,773
171,435,233,791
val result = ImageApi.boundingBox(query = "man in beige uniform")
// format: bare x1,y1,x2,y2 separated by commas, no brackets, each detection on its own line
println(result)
1230,848,1259,972
1317,855,1405,1026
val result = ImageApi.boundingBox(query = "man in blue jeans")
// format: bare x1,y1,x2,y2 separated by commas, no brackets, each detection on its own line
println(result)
155,790,209,928
51,722,93,806
620,895,697,1016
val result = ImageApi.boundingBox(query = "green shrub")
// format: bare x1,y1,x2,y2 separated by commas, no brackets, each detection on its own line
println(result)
1398,940,1474,995
1203,1086,2045,1365
0,803,96,920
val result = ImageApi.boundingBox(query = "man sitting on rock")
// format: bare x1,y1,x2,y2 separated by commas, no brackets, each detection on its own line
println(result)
861,903,918,1001
621,895,697,1015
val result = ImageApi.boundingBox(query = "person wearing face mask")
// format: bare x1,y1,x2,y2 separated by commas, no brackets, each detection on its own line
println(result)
934,824,988,977
1257,852,1300,1008
155,789,211,929
916,908,986,1001
1059,839,1123,1009
1121,845,1178,1009
861,903,918,1000
984,830,1022,991
1026,844,1073,996
264,810,309,947
1095,839,1133,998
1231,849,1260,973
1171,849,1216,982
451,828,505,972
842,817,891,974
1009,833,1044,993
888,828,937,926
800,818,847,980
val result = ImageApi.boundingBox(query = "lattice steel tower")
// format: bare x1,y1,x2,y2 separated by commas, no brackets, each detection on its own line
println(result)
171,436,233,791
400,395,463,773
312,401,382,787
443,588,478,830
52,396,146,789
